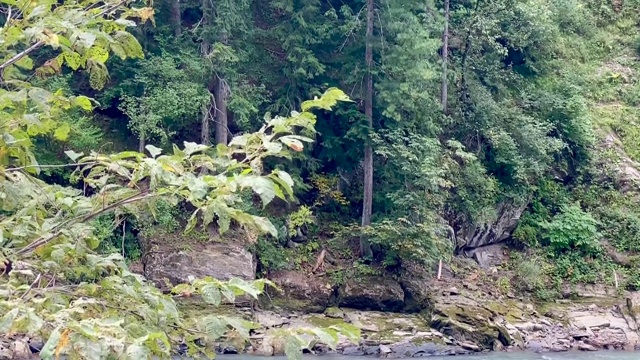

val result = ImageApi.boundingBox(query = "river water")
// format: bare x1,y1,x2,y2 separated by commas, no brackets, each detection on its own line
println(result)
218,352,638,360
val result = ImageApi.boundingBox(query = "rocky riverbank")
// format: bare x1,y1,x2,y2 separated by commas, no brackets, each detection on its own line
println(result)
203,285,640,358
138,233,640,357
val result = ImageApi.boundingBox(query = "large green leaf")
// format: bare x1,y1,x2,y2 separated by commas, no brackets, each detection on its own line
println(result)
239,176,277,206
39,327,62,360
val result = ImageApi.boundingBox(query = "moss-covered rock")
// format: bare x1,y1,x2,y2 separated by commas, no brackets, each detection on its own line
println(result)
430,302,514,350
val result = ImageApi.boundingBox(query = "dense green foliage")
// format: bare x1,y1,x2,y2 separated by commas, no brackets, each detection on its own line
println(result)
6,0,640,355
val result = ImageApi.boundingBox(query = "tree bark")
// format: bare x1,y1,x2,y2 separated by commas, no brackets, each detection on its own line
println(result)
213,75,228,145
441,0,449,113
201,95,211,144
360,0,374,258
169,0,181,37
138,133,145,153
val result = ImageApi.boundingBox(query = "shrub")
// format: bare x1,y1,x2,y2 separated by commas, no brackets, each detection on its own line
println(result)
542,204,600,254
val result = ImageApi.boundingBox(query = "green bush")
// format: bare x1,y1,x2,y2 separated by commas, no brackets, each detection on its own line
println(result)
542,204,600,254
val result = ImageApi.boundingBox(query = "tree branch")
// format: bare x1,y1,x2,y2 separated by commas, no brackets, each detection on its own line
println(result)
15,191,154,256
0,0,128,72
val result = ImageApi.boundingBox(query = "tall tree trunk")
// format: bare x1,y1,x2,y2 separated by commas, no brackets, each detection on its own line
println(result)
169,0,181,37
138,133,145,153
441,0,449,113
360,0,374,258
201,95,211,144
213,75,228,145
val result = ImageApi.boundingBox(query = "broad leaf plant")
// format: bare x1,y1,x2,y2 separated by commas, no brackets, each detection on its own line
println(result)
0,0,359,358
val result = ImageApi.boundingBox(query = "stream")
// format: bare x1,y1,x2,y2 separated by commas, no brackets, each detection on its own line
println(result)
217,352,639,360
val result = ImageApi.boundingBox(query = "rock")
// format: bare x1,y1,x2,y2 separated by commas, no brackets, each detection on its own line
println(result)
460,342,480,351
540,319,552,326
266,270,334,313
464,282,479,291
9,340,32,360
392,331,413,337
550,344,570,352
379,344,392,354
389,342,445,357
324,307,345,319
253,344,274,356
142,235,256,292
526,341,545,352
447,287,459,295
341,345,364,356
572,330,592,340
340,277,404,312
465,244,508,269
430,303,512,350
456,201,527,252
0,347,11,360
578,343,598,351
255,311,289,328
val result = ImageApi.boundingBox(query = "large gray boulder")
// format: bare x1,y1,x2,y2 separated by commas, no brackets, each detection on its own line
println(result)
264,270,334,313
339,276,405,312
140,231,256,291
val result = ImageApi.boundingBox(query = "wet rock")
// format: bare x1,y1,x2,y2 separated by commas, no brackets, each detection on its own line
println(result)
379,344,392,354
341,345,364,356
578,343,598,351
525,341,545,353
460,342,480,351
266,270,333,313
550,344,570,352
340,277,404,312
389,342,443,357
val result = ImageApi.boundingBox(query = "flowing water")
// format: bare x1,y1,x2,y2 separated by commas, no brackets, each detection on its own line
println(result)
218,352,639,360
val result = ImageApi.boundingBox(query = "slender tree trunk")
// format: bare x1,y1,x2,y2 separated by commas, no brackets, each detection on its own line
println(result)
138,133,145,153
213,33,229,145
213,75,228,145
360,0,374,259
441,0,449,113
201,96,211,144
169,0,182,37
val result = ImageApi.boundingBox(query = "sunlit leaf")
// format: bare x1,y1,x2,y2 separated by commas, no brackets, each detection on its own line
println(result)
53,123,71,141
145,145,162,158
65,150,84,162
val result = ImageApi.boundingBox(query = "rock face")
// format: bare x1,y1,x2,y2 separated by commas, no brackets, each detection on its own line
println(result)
265,270,334,313
455,200,528,252
339,277,405,312
464,244,508,269
141,232,256,290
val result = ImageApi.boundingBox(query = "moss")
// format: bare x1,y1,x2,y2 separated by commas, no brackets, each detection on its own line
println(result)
306,315,347,328
177,298,242,318
264,296,325,313
324,307,345,318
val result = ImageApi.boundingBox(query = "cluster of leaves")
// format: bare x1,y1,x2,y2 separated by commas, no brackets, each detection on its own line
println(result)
0,2,358,352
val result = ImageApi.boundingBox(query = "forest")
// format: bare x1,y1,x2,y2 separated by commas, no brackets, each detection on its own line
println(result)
3,0,640,358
